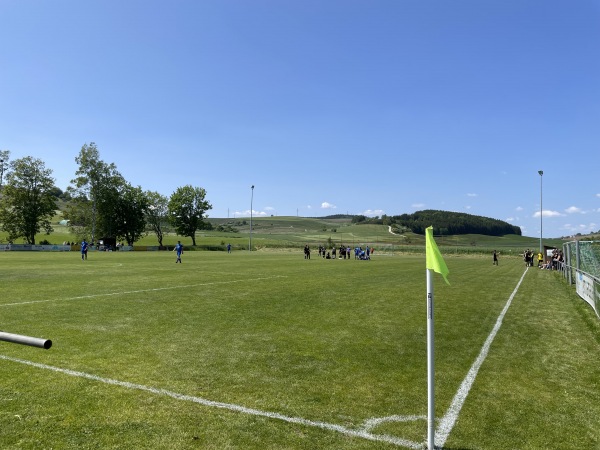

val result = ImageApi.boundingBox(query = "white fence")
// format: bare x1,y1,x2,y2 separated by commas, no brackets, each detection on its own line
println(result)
2,244,71,252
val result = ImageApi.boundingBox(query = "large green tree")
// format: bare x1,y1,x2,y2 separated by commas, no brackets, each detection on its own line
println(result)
67,142,123,243
0,156,57,244
64,196,93,243
168,185,212,246
145,190,170,247
111,184,149,246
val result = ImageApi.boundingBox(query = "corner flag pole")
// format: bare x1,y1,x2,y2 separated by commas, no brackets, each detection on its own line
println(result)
427,268,435,450
425,226,449,450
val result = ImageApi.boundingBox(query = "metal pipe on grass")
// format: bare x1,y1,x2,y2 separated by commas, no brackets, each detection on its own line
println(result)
0,331,52,349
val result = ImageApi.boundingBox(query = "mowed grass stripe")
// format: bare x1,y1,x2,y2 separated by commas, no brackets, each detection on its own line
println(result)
0,275,287,308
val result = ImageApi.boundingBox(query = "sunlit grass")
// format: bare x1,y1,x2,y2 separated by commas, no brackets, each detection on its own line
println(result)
0,251,598,449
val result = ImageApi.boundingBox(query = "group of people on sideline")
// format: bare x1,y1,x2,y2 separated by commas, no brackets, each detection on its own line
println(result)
304,245,374,260
522,248,564,270
540,248,564,270
523,249,539,267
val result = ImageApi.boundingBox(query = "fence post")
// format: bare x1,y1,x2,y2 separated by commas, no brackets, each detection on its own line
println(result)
576,240,580,274
564,242,572,284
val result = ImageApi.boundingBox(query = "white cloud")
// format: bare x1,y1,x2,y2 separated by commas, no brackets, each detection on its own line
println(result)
565,206,583,214
467,193,477,197
362,209,385,217
516,206,524,212
307,205,312,209
533,210,563,218
234,209,268,217
506,217,515,222
561,222,597,233
596,193,600,198
464,205,472,210
411,203,425,209
321,202,336,209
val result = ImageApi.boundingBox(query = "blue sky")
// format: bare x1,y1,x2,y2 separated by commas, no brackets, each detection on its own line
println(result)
1,1,599,238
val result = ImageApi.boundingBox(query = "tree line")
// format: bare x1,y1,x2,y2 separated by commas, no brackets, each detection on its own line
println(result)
351,209,521,236
0,144,212,246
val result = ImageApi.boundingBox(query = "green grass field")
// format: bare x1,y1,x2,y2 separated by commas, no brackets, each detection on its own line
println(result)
1,250,599,449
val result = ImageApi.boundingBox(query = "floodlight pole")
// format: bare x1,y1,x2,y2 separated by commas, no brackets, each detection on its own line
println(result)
538,170,543,254
249,185,254,251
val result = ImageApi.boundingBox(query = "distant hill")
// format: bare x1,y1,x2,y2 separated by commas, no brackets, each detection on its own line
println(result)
390,210,521,236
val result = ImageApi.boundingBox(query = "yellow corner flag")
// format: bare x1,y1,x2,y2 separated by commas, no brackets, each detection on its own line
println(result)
425,226,450,284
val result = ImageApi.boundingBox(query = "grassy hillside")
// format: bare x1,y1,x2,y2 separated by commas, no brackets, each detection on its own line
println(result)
0,214,565,255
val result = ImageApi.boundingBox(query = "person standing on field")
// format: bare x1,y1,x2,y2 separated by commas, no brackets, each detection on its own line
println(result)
304,244,311,259
493,250,499,265
81,240,88,261
175,241,184,263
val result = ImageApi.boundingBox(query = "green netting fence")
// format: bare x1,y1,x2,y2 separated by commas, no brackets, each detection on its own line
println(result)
562,240,600,319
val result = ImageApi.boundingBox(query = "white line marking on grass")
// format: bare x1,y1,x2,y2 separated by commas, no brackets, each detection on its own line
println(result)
434,267,528,448
0,354,420,448
361,414,427,431
0,276,287,308
0,269,529,448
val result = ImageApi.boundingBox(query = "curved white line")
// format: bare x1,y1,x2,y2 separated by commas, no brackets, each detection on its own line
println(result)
0,355,420,448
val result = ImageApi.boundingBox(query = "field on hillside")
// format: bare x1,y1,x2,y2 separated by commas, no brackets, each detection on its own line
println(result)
1,214,565,254
1,250,598,449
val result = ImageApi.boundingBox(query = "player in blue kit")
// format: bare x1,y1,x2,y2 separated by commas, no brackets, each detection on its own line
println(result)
174,241,183,263
81,240,88,261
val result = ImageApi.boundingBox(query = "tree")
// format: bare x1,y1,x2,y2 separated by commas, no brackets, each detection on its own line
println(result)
168,185,212,246
67,143,123,243
0,156,57,244
94,176,124,242
0,149,10,192
352,215,367,224
64,196,93,243
145,190,170,247
111,184,149,246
